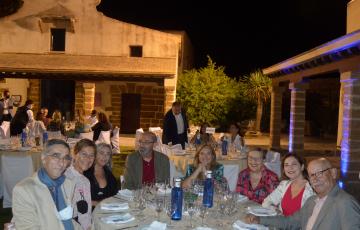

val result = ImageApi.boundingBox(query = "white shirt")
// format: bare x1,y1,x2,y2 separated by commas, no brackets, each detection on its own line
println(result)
305,195,328,230
2,98,13,115
174,113,184,134
87,115,98,127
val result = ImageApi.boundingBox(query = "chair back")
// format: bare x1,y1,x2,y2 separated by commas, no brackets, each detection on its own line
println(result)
96,130,111,145
79,131,94,140
264,150,281,178
0,121,10,138
111,127,120,154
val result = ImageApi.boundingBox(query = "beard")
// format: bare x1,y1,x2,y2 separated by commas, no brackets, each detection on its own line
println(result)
139,147,152,157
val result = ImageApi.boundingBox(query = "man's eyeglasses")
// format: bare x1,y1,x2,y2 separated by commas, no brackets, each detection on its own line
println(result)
309,168,332,179
48,153,72,162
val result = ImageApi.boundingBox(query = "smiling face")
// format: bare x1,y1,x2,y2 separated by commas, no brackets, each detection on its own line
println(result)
73,146,95,174
247,150,264,173
283,156,304,180
96,146,111,167
198,146,214,166
308,159,336,198
42,144,71,179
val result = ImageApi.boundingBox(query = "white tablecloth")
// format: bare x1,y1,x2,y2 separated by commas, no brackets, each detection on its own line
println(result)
0,150,42,208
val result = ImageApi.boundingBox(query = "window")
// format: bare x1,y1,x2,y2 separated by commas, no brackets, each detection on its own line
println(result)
130,45,143,57
51,28,66,51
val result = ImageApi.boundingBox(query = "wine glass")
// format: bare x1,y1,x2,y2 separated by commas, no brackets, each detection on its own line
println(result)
186,202,197,228
165,201,176,228
199,205,208,226
155,197,164,221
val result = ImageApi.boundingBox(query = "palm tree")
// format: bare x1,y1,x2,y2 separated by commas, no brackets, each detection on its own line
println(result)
241,69,271,133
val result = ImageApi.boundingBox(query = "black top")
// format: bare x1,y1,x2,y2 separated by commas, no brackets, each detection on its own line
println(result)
162,109,189,145
91,121,112,141
84,166,118,202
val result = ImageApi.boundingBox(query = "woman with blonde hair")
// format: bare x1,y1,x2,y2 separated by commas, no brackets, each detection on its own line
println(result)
182,144,224,189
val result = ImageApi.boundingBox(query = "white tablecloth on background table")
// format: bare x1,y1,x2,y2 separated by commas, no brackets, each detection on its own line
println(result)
0,150,42,208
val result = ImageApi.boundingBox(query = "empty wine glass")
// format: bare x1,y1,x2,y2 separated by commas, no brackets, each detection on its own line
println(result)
155,197,164,221
199,205,208,226
165,201,176,228
186,202,197,228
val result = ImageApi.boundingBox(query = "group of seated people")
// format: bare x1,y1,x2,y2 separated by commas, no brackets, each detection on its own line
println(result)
11,138,118,230
8,131,360,230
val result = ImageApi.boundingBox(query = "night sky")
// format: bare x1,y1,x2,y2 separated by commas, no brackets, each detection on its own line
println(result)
97,0,350,77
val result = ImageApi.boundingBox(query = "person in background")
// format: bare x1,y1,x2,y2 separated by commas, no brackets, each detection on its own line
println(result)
246,158,360,229
12,139,81,230
222,122,245,151
262,153,315,216
40,107,51,127
190,123,217,148
84,143,118,207
0,90,14,123
182,144,225,189
162,101,189,149
30,111,47,146
65,139,96,230
10,99,34,136
48,110,62,132
74,109,92,137
236,148,279,203
87,110,98,128
91,112,112,142
123,132,170,190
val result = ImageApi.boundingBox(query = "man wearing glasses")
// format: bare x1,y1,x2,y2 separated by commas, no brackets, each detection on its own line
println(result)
123,131,170,190
12,139,82,230
246,158,360,229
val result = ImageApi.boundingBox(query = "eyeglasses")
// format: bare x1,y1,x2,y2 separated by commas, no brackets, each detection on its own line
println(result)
48,153,72,162
309,168,332,180
79,152,95,159
248,156,263,162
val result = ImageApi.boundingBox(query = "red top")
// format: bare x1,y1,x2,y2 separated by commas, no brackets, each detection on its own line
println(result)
142,154,155,185
281,184,305,216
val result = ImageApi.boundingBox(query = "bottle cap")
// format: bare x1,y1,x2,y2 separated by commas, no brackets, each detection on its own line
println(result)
206,171,212,178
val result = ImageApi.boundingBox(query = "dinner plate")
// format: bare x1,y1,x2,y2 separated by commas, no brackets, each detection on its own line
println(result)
100,213,135,224
100,202,129,211
247,206,277,216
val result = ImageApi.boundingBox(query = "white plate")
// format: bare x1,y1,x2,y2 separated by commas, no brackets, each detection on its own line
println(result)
101,202,129,211
100,213,135,224
247,206,277,216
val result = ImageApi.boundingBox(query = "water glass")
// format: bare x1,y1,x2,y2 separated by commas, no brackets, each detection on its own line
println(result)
155,197,164,221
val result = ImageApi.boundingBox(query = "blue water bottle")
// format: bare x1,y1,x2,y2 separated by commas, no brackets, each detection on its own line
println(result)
195,132,201,145
171,178,183,220
21,129,27,147
221,137,228,155
43,132,48,145
203,171,214,208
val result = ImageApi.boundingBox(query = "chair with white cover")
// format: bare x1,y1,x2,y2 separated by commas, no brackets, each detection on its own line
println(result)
95,130,111,145
264,150,282,178
0,121,10,138
47,130,62,140
79,131,94,141
1,154,34,208
135,128,144,151
111,127,120,154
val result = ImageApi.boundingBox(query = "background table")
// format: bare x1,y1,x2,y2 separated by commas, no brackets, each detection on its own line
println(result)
93,196,263,230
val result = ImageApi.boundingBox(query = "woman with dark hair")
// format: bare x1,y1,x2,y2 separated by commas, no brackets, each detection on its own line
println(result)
182,144,224,189
262,153,315,216
65,139,96,230
227,122,245,150
84,143,118,207
91,112,112,141
10,99,34,136
190,123,216,147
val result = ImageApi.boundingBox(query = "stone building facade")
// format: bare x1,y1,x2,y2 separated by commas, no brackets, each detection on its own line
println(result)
0,0,193,133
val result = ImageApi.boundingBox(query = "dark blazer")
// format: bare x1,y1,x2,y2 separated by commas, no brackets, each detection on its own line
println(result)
162,109,189,145
260,185,360,230
123,151,170,190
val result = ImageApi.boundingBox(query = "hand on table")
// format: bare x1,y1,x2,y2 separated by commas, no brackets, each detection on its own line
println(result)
245,214,260,224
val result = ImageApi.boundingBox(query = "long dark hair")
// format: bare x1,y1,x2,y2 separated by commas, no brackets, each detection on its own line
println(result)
281,153,308,180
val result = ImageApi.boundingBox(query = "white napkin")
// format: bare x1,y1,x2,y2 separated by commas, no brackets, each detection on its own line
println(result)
247,207,277,216
148,221,166,230
233,220,269,230
195,227,215,230
100,213,135,224
157,187,172,195
238,194,249,202
101,202,129,211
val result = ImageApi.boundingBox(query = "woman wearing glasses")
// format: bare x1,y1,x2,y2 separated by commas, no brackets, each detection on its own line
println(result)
236,148,279,203
84,143,118,207
262,153,315,216
65,139,96,230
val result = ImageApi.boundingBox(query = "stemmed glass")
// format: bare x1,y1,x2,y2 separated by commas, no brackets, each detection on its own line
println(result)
165,201,176,228
155,197,164,221
199,205,208,226
186,202,197,228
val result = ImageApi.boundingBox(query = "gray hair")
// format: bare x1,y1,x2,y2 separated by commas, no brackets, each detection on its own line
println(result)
141,131,157,143
42,139,70,156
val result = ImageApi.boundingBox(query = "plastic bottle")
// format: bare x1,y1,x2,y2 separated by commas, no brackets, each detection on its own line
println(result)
203,171,214,208
221,137,228,155
21,129,27,147
42,131,48,145
195,132,201,145
171,178,183,220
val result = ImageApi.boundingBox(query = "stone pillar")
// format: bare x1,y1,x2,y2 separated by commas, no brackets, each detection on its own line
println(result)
164,86,175,113
337,81,344,148
288,82,309,154
74,82,95,116
28,79,41,113
269,86,285,149
339,70,360,200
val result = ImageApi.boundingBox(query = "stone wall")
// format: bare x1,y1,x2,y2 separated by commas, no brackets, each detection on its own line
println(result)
27,79,41,113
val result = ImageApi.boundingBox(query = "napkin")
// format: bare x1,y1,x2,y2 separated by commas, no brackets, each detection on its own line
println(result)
157,187,172,195
238,194,249,202
100,202,129,211
247,207,277,216
116,189,134,201
100,213,135,224
233,220,269,230
195,227,215,230
148,221,166,230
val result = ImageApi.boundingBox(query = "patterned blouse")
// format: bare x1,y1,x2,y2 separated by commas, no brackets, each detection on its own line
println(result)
236,166,279,204
184,163,224,182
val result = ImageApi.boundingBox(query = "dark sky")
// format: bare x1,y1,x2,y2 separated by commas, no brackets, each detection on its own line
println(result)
97,0,350,77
